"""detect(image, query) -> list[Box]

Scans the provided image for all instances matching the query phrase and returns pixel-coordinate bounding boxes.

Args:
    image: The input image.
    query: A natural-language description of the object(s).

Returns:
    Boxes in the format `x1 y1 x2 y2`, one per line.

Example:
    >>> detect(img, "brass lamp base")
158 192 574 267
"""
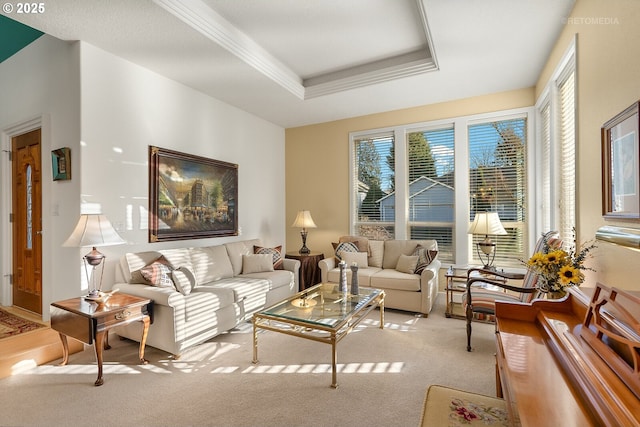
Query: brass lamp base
476 237 497 270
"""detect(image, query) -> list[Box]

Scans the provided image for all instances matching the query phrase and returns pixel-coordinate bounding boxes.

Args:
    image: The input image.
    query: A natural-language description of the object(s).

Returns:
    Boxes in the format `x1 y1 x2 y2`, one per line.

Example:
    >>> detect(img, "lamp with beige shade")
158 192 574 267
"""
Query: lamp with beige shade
468 211 507 270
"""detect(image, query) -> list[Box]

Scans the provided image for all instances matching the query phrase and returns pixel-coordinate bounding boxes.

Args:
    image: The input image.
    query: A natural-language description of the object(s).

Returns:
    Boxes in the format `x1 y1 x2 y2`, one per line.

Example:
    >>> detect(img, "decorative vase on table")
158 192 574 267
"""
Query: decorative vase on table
548 291 566 299
539 277 566 299
525 228 597 303
338 260 348 294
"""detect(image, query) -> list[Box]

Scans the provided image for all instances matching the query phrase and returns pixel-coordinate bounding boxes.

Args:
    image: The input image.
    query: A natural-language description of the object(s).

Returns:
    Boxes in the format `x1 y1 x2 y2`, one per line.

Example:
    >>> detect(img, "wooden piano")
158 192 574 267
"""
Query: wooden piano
495 283 640 426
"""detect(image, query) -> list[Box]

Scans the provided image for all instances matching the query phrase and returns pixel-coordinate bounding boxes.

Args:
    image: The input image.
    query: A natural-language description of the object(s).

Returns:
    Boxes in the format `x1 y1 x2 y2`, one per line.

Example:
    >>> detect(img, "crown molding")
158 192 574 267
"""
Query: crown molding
303 50 437 99
153 0 305 98
154 0 438 100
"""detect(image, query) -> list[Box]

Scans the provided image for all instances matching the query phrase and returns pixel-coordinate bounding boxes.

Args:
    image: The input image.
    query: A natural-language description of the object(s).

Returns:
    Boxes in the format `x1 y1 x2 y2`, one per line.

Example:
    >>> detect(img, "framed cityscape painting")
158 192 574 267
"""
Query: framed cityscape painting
148 146 238 242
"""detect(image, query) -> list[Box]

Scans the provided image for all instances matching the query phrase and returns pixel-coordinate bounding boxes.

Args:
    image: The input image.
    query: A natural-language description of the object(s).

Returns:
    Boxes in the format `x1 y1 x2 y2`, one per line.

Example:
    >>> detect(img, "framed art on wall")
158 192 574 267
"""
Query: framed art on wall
51 147 71 181
148 146 238 242
602 101 640 220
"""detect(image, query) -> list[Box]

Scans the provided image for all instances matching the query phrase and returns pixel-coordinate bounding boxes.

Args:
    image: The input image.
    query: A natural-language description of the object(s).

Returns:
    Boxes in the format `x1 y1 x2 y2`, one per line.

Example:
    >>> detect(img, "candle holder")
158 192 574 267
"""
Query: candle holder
338 260 348 294
350 263 359 295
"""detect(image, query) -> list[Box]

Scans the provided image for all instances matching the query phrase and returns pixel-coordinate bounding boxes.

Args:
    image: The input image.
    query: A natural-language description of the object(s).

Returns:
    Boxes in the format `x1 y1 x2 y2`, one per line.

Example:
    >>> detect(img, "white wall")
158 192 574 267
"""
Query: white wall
78 43 287 290
0 35 82 318
0 37 287 318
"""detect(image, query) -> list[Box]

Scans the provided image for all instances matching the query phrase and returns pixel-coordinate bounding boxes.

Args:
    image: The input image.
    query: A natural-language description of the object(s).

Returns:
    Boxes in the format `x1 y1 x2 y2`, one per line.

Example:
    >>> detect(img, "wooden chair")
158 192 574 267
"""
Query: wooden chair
464 230 559 351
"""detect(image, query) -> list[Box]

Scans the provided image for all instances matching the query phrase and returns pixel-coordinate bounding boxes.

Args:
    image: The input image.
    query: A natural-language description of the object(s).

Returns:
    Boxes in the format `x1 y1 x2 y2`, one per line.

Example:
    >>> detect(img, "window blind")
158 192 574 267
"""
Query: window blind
536 44 576 250
558 69 576 243
468 117 527 266
350 107 532 267
352 134 395 239
407 127 455 262
540 102 552 232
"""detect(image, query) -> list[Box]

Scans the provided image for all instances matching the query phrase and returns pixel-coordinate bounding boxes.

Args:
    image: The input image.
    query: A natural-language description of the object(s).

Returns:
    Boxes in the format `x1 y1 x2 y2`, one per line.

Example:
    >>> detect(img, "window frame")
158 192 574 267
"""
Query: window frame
349 106 535 268
349 130 398 239
535 35 577 248
467 113 531 267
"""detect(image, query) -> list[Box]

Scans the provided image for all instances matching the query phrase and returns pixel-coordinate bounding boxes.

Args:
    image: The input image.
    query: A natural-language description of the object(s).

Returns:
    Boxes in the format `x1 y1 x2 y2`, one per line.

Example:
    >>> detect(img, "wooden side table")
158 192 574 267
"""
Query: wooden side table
50 293 152 386
285 252 324 290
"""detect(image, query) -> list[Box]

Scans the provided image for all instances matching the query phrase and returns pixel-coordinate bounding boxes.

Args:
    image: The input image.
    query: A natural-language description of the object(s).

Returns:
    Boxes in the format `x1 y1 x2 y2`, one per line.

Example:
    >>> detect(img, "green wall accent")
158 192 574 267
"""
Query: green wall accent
0 15 43 63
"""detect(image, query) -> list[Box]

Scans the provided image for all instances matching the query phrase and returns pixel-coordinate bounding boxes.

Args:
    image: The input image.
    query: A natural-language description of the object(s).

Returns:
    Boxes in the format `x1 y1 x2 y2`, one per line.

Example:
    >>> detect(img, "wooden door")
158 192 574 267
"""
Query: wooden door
12 129 43 314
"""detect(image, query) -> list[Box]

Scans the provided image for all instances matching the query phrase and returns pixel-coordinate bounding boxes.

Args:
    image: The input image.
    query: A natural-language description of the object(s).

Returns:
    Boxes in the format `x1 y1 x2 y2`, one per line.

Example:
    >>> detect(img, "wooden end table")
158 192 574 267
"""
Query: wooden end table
285 252 324 290
50 293 152 386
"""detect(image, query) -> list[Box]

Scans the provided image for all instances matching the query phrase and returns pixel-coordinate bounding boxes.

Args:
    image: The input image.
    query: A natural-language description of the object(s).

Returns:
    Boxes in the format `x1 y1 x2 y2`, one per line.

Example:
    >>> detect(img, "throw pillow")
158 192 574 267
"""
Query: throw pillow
396 254 419 275
140 256 174 288
242 254 274 274
412 245 439 274
340 251 369 268
171 265 197 296
339 236 370 255
368 240 384 268
332 241 359 261
253 245 283 270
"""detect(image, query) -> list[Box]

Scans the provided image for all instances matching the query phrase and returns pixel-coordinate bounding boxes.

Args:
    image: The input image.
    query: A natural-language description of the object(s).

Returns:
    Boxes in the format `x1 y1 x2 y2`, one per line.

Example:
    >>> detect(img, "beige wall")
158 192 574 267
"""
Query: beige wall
536 0 640 290
285 87 534 260
286 0 640 291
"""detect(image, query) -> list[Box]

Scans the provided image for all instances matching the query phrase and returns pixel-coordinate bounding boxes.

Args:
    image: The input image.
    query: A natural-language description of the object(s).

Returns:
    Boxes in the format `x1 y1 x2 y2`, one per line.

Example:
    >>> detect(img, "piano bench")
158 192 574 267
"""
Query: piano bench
419 385 509 427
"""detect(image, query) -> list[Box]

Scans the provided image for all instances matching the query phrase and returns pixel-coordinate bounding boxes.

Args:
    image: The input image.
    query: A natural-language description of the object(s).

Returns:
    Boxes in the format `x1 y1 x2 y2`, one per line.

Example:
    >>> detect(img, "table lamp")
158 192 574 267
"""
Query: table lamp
468 211 507 270
292 210 316 254
63 214 126 297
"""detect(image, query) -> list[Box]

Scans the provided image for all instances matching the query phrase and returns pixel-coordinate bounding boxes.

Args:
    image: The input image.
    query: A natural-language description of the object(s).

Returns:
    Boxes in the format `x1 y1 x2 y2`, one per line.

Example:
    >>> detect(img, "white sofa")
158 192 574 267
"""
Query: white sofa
319 237 440 315
112 239 299 357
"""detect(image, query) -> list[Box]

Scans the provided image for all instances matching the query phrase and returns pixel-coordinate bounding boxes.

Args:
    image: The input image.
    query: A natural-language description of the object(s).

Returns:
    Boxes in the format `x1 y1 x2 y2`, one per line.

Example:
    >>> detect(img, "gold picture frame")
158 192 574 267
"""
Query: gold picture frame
148 146 238 242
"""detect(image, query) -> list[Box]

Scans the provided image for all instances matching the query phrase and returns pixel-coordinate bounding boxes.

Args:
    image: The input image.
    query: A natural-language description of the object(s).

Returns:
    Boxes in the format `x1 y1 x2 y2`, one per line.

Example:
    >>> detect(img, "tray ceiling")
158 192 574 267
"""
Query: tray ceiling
1 0 575 128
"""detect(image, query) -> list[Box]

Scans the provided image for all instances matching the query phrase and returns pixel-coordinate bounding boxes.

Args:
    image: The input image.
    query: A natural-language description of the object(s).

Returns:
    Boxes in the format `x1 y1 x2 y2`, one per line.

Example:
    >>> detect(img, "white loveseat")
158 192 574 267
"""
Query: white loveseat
113 239 299 357
319 237 440 315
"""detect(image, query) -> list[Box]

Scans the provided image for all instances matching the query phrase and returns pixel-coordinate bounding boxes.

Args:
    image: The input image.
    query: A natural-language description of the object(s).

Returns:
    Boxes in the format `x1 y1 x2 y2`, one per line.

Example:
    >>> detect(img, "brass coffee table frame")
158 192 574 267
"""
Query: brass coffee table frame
252 283 385 388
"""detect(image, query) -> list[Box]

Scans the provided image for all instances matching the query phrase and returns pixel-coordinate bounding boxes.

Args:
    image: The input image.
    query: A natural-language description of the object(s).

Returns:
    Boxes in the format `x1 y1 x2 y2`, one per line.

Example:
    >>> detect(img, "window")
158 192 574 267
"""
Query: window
540 102 552 232
352 133 395 239
350 108 532 267
469 117 527 265
537 38 576 244
558 68 576 240
407 127 455 261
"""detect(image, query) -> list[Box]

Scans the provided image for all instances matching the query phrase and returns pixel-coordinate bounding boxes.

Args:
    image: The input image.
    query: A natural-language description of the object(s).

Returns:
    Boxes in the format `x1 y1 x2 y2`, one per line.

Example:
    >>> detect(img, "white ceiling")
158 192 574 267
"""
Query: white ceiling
2 0 575 128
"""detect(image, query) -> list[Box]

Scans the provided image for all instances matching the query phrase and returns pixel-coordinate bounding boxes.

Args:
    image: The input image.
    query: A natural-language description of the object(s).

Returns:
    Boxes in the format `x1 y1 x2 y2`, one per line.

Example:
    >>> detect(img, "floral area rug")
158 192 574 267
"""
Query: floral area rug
0 309 45 339
420 384 509 427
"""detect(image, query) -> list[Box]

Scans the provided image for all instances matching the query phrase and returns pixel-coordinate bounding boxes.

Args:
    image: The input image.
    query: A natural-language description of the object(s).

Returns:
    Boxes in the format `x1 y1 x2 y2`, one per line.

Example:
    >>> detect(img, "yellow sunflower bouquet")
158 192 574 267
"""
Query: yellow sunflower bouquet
525 229 596 296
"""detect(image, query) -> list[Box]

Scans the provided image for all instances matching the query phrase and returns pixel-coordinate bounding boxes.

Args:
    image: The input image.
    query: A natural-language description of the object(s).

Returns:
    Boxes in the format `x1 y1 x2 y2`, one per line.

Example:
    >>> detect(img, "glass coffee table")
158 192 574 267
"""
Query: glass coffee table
252 282 385 388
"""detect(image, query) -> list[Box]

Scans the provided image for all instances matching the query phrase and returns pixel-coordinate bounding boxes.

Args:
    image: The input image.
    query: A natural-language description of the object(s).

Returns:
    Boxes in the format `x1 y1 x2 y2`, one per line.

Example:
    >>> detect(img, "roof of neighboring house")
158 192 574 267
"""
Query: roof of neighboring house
377 176 454 203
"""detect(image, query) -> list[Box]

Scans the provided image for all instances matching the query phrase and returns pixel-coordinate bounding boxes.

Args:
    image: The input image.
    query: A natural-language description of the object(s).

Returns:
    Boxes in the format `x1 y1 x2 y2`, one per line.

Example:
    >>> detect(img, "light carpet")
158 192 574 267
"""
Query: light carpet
0 293 497 427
